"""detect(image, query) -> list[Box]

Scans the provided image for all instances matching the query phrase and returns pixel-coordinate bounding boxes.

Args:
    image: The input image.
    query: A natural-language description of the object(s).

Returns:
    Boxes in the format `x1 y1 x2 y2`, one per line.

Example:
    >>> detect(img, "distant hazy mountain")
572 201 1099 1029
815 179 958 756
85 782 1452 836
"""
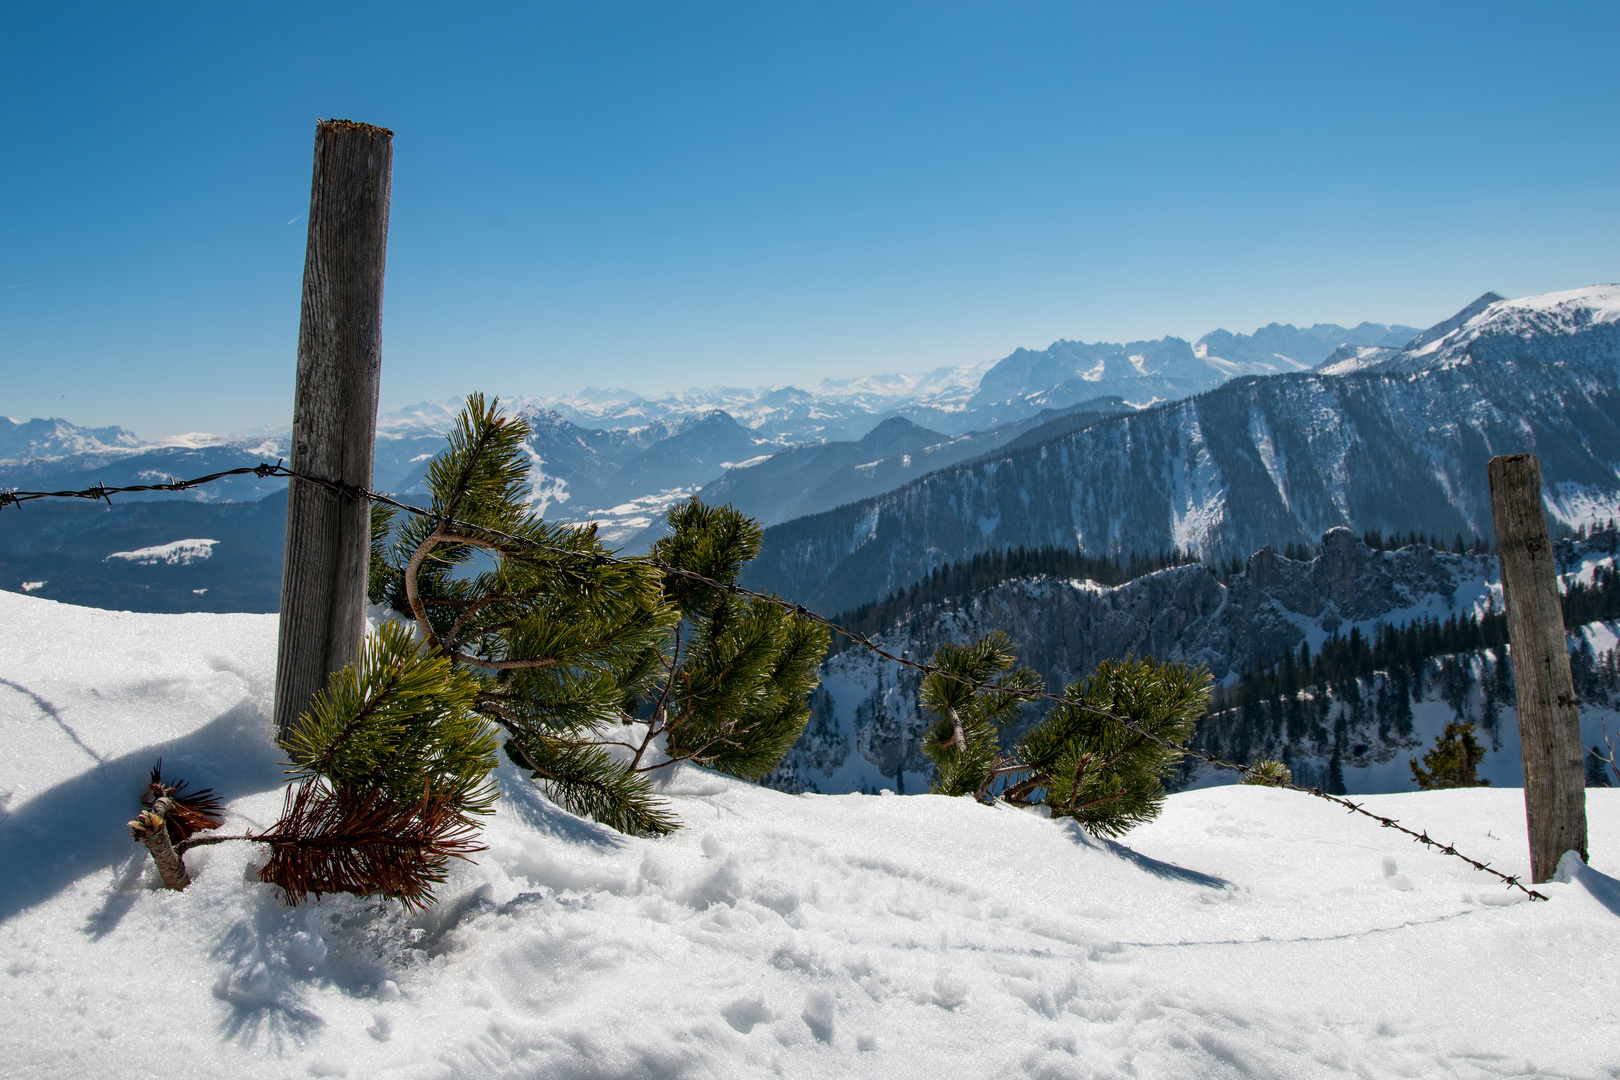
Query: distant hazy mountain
957 320 1419 433
1198 320 1417 372
382 404 660 512
0 416 141 459
689 400 1138 531
0 438 292 504
962 337 1214 430
692 417 953 530
515 361 994 445
740 286 1620 616
598 410 770 506
6 298 1553 612
1 312 1421 510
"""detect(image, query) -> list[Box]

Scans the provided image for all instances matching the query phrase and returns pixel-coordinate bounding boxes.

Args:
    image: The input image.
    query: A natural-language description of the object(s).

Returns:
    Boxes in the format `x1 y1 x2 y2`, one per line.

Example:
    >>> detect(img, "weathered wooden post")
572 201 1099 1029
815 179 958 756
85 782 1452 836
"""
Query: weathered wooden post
1487 453 1588 882
274 119 393 745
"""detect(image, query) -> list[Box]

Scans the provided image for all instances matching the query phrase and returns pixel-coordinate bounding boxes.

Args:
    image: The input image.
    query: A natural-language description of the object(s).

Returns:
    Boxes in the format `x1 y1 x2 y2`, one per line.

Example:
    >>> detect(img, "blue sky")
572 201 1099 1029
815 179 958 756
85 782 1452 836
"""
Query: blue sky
2 2 1616 436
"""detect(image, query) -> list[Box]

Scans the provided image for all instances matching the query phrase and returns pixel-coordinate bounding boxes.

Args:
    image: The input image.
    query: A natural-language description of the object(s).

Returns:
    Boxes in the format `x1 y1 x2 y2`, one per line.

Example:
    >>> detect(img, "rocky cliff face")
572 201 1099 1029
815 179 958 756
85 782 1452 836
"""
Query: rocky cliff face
772 524 1620 797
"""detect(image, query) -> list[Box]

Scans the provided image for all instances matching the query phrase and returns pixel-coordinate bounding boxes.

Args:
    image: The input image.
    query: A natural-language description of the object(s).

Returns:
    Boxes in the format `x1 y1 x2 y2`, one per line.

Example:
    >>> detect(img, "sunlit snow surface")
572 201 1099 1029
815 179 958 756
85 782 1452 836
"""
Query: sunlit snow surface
1 591 1617 1079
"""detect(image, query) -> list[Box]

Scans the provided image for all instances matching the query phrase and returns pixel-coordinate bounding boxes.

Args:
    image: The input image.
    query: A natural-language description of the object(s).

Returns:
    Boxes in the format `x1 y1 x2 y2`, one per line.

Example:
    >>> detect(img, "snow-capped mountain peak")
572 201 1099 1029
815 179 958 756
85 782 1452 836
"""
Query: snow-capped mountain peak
1365 285 1620 376
0 416 141 461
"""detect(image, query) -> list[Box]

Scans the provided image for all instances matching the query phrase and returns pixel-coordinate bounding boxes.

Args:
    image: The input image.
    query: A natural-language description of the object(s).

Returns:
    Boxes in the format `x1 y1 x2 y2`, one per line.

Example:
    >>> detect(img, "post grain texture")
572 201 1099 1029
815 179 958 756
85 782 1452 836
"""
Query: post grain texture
274 119 393 745
1487 453 1588 882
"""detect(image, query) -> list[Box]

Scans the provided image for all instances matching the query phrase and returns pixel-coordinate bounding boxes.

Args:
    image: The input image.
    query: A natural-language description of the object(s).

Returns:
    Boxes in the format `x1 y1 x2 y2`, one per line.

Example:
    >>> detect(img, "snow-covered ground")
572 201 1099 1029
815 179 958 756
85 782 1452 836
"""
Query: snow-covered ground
3 590 1618 1079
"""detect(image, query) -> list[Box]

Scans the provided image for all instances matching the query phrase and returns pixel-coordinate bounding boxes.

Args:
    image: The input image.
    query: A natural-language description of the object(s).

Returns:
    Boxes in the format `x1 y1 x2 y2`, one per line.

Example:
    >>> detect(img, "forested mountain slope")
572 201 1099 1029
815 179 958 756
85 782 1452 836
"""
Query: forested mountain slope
769 526 1620 798
742 287 1620 616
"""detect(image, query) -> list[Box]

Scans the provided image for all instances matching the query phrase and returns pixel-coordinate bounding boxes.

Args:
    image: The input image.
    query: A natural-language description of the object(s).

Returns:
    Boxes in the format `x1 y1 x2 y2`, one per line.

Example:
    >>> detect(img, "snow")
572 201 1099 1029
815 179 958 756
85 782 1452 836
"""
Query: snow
518 446 570 517
1545 481 1620 536
1585 621 1620 655
1167 411 1225 555
1403 284 1620 366
497 358 997 440
570 488 702 545
1502 283 1620 323
102 537 219 566
1316 345 1400 377
3 590 1619 1079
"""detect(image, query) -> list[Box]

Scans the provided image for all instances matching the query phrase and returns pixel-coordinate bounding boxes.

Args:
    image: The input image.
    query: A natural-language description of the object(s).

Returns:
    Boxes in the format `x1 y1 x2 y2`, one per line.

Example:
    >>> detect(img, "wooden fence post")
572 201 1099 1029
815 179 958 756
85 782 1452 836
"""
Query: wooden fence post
1487 453 1588 882
274 119 393 746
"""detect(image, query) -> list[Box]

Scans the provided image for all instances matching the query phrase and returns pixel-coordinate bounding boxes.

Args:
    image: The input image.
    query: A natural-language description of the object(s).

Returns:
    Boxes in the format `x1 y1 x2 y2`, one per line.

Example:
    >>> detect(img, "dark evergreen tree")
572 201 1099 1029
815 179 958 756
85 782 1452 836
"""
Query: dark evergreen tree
1325 743 1347 795
1440 656 1475 723
1588 745 1613 788
916 632 1043 798
1017 658 1211 835
143 621 502 908
1410 722 1490 790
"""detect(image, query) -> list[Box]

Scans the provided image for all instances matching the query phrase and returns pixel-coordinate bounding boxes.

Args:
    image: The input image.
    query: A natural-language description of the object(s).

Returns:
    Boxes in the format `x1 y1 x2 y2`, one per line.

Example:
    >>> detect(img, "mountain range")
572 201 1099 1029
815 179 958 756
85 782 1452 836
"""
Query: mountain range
2 292 1606 614
739 287 1620 616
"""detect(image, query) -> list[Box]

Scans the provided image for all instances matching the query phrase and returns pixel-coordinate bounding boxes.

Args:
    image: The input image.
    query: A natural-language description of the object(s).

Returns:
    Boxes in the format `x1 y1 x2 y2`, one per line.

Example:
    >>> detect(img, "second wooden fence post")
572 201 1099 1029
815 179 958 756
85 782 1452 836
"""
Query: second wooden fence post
274 119 393 746
1487 453 1588 882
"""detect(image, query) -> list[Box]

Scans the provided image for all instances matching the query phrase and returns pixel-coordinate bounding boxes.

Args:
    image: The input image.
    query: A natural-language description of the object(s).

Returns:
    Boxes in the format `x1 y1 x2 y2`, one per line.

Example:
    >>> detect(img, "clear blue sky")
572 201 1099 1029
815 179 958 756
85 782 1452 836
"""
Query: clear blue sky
2 2 1616 437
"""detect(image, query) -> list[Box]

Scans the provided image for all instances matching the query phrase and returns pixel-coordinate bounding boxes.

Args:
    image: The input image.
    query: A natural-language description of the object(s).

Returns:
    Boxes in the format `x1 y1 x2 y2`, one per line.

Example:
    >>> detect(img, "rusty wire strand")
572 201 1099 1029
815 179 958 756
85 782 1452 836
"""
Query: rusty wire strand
1 462 1550 900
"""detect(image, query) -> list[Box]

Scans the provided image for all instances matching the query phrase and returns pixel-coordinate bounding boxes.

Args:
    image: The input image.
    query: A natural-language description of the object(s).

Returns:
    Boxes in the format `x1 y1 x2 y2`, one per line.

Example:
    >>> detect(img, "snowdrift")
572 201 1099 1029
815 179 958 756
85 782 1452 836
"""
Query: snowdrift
2 590 1617 1079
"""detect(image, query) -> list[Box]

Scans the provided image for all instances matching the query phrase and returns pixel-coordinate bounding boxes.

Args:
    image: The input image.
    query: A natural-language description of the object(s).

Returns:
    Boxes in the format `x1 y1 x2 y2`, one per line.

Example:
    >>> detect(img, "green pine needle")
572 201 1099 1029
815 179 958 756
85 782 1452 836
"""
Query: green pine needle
283 620 500 817
503 735 679 838
919 632 1042 797
1019 656 1211 836
365 396 830 838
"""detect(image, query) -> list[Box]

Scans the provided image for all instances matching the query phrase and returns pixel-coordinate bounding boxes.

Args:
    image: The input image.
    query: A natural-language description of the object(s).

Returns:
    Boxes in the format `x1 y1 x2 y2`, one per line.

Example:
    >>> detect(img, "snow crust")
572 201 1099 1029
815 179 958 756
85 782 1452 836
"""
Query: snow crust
2 591 1618 1079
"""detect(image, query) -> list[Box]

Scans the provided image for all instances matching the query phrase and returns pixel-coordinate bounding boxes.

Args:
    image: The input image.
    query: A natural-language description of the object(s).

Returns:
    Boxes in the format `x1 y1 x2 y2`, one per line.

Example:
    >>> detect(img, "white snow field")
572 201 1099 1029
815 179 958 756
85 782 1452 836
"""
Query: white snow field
2 590 1618 1080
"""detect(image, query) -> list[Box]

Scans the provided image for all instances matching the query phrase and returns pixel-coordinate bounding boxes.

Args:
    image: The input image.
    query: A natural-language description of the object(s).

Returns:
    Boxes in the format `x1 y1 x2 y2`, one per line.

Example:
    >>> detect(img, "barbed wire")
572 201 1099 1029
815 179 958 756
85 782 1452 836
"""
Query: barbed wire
0 463 284 508
1 462 1550 900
